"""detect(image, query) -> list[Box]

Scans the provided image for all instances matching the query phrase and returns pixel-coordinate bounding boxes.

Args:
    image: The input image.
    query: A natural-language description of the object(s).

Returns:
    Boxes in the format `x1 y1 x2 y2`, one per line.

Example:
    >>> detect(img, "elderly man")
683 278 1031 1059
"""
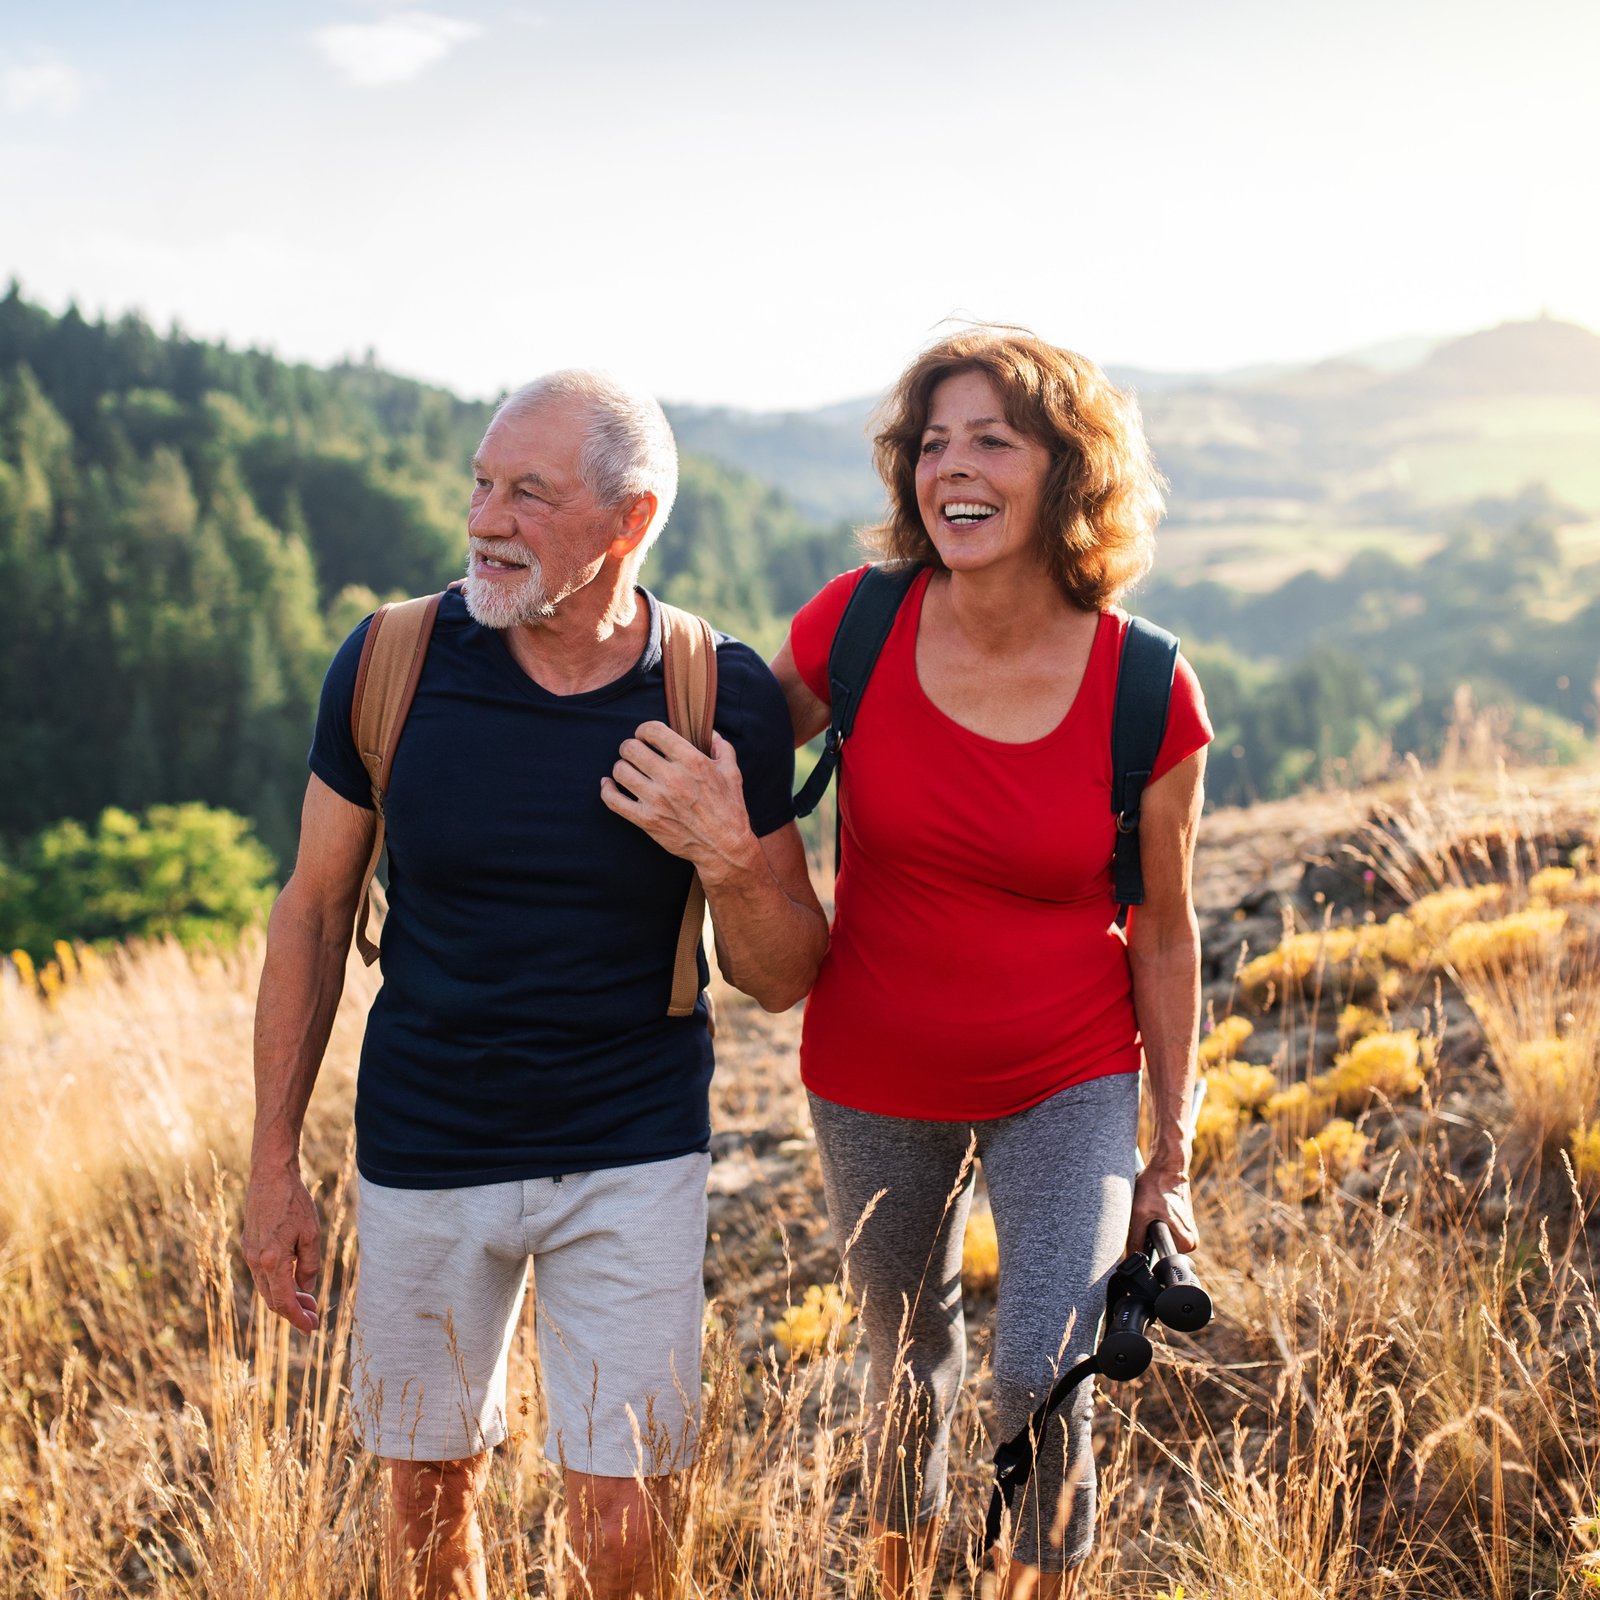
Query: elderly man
243 370 827 1600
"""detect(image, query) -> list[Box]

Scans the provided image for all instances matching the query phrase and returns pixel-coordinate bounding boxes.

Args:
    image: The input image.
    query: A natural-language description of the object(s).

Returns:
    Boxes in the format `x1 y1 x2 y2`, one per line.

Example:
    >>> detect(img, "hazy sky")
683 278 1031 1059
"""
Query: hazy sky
2 0 1596 408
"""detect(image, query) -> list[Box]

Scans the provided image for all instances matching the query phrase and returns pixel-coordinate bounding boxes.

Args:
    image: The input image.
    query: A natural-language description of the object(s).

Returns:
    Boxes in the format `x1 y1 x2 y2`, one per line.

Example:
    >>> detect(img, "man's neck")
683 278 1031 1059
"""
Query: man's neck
499 570 651 695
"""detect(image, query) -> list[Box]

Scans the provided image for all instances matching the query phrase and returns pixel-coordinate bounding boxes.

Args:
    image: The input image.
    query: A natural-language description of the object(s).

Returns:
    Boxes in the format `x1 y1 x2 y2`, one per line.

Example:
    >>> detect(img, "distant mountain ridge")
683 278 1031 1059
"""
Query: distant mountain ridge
666 317 1600 526
2 289 1593 840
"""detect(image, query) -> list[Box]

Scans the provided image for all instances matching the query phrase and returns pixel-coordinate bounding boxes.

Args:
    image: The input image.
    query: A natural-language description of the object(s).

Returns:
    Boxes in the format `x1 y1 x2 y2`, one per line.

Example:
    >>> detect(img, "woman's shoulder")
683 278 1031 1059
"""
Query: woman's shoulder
1099 605 1200 678
1102 609 1212 775
788 564 915 698
800 564 874 622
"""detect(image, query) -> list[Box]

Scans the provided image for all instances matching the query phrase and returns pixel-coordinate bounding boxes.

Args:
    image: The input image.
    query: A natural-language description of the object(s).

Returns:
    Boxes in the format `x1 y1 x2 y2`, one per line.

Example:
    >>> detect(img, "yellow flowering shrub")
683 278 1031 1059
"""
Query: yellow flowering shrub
1199 1014 1255 1065
1572 1125 1600 1193
1193 1097 1248 1168
74 943 108 984
1238 929 1359 998
1353 915 1420 969
1265 1079 1336 1126
1337 1005 1384 1048
1207 1060 1277 1113
1406 884 1506 942
1266 1028 1431 1128
774 1283 857 1358
1276 1118 1368 1201
1237 915 1421 1003
1510 1037 1585 1097
962 1212 999 1293
1444 908 1567 972
1324 1029 1429 1113
1531 865 1576 898
7 940 108 997
1530 865 1600 904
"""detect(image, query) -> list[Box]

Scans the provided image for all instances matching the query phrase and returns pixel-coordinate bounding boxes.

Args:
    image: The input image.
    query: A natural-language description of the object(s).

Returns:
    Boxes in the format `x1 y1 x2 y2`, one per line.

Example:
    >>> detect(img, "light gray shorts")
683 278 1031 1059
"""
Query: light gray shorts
351 1151 711 1476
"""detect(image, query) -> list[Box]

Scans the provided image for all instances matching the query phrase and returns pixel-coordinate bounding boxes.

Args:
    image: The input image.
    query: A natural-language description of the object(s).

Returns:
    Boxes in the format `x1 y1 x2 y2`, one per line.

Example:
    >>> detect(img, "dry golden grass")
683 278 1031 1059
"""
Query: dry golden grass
4 768 1600 1596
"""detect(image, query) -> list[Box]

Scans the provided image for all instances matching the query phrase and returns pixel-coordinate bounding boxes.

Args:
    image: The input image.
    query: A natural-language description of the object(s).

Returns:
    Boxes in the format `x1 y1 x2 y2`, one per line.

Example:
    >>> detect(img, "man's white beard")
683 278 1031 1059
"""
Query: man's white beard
462 547 554 628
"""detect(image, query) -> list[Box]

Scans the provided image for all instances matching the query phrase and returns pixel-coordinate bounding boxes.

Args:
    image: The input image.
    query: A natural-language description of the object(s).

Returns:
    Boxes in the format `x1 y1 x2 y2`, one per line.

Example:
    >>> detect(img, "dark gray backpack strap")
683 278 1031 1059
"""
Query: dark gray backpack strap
1111 616 1180 920
793 563 920 818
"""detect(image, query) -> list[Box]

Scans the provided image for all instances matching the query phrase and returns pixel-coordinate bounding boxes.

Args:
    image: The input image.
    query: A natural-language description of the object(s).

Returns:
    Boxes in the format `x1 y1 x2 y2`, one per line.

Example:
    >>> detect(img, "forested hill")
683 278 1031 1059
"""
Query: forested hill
0 290 855 864
3 289 1597 908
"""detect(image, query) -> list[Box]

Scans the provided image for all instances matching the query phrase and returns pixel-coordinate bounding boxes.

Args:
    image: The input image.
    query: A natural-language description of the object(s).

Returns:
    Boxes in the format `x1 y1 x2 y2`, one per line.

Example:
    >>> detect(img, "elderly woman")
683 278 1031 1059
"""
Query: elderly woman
770 329 1212 1599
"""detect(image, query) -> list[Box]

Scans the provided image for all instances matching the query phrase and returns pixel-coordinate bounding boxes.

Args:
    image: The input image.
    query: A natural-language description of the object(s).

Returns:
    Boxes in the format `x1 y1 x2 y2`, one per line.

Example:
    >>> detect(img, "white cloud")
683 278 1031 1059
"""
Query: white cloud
310 11 483 87
2 56 87 116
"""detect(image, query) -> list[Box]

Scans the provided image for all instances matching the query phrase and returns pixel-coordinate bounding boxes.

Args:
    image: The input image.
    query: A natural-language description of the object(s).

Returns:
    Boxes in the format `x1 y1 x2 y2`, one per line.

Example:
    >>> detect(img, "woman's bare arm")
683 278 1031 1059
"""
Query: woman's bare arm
1125 746 1207 1253
769 635 831 748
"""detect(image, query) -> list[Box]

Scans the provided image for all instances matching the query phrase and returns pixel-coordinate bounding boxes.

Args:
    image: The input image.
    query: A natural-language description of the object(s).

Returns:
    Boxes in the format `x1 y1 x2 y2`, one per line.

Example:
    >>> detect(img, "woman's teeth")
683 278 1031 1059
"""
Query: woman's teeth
944 502 999 525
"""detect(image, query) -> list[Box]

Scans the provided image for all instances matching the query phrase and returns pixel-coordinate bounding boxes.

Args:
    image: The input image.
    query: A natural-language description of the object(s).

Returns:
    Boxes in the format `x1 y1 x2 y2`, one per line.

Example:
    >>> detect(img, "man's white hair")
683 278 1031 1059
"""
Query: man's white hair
491 370 678 556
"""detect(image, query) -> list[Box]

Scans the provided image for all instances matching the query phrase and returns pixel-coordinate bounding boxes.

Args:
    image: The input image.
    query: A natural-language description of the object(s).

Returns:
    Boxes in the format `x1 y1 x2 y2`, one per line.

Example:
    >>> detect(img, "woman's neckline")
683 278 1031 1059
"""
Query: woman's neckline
902 568 1112 750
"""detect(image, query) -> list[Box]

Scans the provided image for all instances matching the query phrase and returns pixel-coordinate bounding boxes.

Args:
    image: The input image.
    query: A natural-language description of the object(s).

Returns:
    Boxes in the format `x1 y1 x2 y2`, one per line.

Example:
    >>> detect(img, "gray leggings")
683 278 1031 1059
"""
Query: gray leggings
808 1071 1139 1572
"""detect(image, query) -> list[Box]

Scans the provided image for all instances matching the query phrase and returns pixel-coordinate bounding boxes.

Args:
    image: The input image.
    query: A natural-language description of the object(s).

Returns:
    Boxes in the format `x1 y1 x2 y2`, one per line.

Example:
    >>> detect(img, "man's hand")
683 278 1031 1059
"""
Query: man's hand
1128 1157 1199 1256
601 723 759 884
243 1162 323 1333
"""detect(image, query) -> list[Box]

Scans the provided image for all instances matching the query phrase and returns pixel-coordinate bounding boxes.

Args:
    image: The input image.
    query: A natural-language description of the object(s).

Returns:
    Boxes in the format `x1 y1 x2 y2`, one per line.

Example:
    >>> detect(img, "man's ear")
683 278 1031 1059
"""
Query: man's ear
608 491 658 559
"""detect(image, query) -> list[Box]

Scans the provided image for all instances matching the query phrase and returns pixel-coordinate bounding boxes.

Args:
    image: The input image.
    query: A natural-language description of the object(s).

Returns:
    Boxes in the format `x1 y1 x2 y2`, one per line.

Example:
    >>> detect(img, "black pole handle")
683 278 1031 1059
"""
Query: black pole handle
982 1221 1214 1556
1146 1220 1212 1334
1097 1257 1156 1380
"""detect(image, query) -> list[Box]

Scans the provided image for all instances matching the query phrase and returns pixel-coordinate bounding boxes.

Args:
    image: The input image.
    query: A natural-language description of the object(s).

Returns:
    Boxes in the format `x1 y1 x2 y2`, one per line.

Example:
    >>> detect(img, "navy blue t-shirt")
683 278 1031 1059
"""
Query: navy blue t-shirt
310 587 796 1188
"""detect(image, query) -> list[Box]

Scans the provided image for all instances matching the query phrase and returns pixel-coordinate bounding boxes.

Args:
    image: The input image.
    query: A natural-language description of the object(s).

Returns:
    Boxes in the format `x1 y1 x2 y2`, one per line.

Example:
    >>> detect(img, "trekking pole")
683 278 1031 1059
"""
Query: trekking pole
982 1220 1212 1552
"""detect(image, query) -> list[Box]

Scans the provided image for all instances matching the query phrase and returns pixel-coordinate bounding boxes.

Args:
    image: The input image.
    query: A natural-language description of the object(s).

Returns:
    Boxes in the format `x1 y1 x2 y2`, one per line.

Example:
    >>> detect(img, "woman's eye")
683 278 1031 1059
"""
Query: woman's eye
980 435 1011 448
919 439 943 455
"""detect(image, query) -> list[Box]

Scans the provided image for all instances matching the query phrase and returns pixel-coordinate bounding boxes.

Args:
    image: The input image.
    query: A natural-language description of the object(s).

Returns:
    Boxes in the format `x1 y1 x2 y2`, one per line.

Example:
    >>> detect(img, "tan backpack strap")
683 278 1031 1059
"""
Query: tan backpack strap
349 592 444 964
657 603 719 1018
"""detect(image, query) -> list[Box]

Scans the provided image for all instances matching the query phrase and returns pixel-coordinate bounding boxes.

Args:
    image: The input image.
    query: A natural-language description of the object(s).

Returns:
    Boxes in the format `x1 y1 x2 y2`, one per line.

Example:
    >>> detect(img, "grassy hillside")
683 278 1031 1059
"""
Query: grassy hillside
1135 487 1600 805
4 769 1600 1594
668 317 1600 571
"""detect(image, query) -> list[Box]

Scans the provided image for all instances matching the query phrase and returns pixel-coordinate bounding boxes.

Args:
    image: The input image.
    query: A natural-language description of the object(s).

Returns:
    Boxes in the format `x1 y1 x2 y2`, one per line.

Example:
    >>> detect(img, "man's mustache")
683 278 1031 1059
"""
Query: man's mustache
468 540 536 569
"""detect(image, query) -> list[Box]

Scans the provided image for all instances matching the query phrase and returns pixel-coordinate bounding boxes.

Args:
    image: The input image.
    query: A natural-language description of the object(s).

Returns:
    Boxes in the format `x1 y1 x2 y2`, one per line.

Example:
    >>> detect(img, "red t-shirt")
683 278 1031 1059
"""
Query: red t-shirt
791 565 1213 1120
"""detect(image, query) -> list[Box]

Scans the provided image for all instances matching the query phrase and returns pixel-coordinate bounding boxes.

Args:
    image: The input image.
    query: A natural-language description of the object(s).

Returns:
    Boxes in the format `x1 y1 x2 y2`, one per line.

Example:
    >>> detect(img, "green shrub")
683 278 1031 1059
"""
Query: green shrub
0 803 277 959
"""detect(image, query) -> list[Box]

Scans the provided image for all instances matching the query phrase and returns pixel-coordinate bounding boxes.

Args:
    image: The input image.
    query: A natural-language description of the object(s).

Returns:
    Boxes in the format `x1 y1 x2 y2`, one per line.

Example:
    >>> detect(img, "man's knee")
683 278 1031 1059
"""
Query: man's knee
566 1468 669 1548
385 1453 492 1523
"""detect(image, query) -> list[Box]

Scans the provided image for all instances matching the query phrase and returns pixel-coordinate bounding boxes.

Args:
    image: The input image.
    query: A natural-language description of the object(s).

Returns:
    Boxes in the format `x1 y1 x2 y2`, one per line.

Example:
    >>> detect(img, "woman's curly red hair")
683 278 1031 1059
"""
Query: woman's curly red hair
866 328 1165 610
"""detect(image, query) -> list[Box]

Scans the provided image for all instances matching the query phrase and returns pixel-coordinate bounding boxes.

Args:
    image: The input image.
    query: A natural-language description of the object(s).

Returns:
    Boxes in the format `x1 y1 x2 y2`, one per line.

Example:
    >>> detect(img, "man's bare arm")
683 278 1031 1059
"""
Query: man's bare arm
243 775 375 1332
702 819 827 1011
602 725 828 1011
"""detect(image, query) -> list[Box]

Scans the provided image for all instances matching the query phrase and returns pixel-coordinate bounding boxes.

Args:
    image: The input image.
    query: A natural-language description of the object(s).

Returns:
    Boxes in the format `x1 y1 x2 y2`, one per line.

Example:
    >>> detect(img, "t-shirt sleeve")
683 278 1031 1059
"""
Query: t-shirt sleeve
1150 649 1213 783
713 640 797 838
308 618 378 809
787 566 872 703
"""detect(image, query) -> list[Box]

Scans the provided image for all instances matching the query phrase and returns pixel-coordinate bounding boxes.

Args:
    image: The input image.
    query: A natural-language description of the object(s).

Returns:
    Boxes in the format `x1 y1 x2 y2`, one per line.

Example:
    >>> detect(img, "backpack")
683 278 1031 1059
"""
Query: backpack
792 563 1180 920
348 586 719 1018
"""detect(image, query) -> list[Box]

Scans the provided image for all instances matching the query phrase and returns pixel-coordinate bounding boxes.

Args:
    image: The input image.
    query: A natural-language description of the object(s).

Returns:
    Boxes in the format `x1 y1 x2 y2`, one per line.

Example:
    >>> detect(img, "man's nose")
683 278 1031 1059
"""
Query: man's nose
469 486 511 537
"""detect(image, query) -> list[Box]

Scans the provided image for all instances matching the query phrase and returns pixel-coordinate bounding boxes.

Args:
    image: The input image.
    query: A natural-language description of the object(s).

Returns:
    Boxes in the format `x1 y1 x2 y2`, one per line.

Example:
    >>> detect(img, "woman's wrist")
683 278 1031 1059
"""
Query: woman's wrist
1143 1139 1192 1180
